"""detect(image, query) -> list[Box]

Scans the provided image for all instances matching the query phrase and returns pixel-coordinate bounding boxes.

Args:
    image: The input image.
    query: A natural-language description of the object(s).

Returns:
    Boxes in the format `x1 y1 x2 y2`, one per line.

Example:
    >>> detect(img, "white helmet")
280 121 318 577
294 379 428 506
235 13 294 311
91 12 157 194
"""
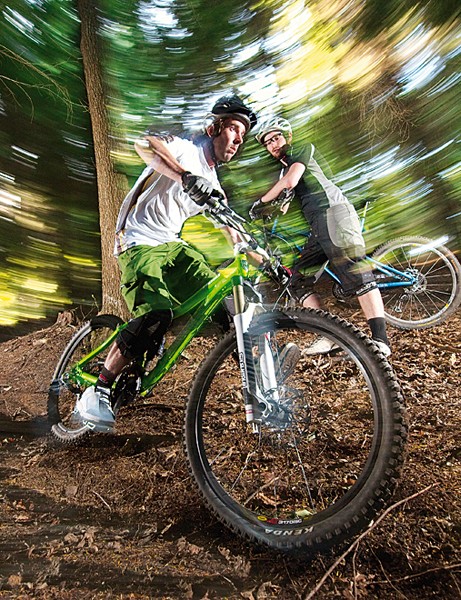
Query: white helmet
255 117 292 144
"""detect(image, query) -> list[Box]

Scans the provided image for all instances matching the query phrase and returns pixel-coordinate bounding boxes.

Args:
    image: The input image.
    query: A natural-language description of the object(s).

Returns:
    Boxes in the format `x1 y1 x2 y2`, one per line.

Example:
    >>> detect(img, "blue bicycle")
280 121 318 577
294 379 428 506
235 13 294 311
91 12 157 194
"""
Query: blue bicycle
253 196 461 330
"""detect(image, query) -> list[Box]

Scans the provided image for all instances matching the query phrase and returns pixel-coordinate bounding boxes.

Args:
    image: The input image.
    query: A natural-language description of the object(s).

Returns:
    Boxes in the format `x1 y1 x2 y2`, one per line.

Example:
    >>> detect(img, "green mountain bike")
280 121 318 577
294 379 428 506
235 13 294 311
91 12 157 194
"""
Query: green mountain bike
48 194 406 554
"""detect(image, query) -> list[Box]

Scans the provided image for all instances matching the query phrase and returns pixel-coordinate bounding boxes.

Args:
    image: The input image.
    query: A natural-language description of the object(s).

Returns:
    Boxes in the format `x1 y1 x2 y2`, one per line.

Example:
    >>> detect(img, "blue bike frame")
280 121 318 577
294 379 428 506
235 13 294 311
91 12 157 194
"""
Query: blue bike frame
266 205 419 292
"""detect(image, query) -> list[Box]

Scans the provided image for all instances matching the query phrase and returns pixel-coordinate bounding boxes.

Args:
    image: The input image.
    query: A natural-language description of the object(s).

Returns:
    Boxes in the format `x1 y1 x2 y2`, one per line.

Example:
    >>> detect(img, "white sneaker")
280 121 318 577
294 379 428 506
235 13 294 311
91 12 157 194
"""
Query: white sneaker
373 340 392 357
277 343 301 381
303 337 339 356
75 386 115 433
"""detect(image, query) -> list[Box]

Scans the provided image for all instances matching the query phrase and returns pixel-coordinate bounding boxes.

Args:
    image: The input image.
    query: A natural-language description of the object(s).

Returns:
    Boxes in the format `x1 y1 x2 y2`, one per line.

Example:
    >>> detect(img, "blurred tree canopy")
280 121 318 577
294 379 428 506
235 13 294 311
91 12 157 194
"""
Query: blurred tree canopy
0 0 460 328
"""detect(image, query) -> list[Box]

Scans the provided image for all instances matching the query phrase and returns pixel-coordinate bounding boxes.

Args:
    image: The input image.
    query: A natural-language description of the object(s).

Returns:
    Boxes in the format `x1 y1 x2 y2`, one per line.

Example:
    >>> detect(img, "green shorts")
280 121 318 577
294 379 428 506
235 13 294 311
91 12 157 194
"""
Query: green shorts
117 242 216 317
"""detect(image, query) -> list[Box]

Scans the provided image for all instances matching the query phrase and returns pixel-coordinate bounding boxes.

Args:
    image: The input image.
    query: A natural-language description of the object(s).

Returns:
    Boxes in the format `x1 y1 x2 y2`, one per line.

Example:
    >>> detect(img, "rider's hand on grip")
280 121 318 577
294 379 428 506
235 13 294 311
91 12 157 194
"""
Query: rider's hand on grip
249 190 293 220
249 199 263 220
277 188 294 214
182 172 215 206
277 188 294 203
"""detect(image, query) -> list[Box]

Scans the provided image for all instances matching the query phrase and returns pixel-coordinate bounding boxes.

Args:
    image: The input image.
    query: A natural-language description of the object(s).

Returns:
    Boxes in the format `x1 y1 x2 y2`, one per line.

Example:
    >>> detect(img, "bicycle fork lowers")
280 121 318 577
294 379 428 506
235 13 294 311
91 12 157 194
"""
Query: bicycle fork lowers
232 282 280 433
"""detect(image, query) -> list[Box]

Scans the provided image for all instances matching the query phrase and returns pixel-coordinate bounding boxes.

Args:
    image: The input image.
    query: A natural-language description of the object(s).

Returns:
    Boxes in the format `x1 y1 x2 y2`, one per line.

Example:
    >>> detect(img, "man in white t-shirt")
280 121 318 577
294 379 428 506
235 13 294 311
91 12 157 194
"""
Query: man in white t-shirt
76 95 257 432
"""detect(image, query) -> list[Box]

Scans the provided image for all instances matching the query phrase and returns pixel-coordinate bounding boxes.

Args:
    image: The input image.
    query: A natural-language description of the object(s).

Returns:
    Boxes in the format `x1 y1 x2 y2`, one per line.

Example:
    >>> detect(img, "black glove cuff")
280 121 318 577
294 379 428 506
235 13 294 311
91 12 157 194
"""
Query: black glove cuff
181 171 193 190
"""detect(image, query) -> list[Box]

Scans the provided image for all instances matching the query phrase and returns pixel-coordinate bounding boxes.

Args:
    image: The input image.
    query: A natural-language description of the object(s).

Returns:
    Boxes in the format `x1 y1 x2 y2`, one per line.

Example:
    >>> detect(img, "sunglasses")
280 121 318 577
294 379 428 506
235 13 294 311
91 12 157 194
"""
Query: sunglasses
263 132 283 148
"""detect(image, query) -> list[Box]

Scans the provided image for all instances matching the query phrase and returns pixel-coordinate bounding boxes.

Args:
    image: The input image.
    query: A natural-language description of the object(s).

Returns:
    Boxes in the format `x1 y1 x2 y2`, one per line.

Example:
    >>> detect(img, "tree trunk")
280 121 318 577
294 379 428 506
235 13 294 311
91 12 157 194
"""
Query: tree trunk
77 0 129 318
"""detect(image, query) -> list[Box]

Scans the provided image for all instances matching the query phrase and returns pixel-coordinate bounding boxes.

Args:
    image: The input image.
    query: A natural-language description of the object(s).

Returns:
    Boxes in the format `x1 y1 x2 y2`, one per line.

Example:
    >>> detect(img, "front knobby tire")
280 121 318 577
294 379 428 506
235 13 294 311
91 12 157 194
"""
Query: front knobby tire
184 308 406 554
372 236 461 329
48 314 123 444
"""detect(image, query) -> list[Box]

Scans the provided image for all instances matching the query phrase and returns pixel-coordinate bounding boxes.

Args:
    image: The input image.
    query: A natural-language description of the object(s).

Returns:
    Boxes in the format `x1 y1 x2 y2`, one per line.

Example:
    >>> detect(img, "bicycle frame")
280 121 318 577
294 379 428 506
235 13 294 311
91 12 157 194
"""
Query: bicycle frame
63 237 274 426
65 254 246 388
324 258 417 290
261 203 419 291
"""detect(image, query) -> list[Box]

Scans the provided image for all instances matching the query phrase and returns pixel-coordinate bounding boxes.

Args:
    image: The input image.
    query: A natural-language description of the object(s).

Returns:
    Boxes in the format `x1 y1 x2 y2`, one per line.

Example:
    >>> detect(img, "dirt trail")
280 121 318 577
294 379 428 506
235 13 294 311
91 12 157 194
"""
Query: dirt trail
0 306 460 599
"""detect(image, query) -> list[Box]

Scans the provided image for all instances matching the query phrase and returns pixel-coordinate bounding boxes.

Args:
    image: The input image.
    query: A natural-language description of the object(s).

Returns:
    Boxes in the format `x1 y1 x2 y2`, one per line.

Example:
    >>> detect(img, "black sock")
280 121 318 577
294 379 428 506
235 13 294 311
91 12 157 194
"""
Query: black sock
97 367 116 388
367 317 389 346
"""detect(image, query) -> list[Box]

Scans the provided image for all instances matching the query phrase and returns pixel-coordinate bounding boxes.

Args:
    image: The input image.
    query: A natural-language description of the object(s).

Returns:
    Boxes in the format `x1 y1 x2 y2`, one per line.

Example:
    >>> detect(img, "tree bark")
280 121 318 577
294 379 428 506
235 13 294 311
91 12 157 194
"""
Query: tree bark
76 0 129 318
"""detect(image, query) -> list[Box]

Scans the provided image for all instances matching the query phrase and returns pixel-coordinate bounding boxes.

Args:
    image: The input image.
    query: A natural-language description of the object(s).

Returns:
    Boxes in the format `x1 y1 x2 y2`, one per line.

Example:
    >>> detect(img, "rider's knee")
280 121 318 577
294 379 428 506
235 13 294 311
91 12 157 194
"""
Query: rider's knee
297 290 317 305
335 258 377 297
116 309 172 361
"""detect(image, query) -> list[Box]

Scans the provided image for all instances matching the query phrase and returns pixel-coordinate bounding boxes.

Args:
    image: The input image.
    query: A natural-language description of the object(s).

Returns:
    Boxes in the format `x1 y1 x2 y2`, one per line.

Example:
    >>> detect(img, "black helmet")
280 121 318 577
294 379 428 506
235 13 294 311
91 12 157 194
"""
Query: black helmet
210 95 257 131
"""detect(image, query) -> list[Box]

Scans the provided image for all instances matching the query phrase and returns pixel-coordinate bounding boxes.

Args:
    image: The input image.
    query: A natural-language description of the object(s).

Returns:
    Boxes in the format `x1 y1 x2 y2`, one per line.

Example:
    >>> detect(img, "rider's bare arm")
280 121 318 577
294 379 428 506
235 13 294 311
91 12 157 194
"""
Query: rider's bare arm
260 162 306 204
135 136 260 262
135 136 188 182
225 227 264 267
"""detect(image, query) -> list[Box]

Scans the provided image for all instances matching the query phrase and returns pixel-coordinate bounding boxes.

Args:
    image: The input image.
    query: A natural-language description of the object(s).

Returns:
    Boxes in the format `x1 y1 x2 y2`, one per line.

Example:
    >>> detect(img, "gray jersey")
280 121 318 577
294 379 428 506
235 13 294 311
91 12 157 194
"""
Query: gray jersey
283 143 348 218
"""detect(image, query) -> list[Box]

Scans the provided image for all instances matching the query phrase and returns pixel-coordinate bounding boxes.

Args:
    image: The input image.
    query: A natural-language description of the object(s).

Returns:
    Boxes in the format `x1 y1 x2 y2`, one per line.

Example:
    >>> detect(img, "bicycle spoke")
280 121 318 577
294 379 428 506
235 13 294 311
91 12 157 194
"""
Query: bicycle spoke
289 428 316 510
373 237 461 328
197 329 375 522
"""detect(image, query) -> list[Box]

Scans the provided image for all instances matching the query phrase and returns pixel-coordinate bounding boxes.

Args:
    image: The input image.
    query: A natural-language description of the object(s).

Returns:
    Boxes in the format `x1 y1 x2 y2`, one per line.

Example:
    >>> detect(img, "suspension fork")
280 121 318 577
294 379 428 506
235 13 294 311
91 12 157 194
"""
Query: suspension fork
232 284 278 429
232 284 257 425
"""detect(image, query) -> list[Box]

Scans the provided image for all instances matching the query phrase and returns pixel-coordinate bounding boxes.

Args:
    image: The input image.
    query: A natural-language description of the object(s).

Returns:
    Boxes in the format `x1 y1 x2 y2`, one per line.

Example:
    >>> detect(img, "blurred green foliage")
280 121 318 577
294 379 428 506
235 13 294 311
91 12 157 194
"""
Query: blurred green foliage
0 0 460 328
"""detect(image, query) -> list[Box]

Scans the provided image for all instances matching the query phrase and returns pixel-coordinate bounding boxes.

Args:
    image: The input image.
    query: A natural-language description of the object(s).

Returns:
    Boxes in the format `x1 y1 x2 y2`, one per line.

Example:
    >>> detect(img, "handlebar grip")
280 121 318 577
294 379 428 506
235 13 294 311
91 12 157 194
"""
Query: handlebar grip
251 189 294 219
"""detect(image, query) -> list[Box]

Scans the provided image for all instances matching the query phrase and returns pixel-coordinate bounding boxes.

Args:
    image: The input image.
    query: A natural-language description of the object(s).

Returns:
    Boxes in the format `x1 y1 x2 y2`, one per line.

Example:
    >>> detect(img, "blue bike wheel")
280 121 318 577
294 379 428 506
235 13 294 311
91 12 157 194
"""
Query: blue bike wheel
372 236 461 329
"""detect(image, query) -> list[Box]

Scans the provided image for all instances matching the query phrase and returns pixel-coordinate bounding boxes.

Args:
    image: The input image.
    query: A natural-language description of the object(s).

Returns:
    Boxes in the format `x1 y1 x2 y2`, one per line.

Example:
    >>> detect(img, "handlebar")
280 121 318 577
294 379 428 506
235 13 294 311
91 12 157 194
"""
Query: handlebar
203 191 270 261
251 188 295 220
203 191 291 287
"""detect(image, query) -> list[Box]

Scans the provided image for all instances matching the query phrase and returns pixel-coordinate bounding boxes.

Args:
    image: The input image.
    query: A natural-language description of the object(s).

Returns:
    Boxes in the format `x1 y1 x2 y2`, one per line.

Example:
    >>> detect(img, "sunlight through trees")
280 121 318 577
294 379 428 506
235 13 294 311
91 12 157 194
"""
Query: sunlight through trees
0 0 459 327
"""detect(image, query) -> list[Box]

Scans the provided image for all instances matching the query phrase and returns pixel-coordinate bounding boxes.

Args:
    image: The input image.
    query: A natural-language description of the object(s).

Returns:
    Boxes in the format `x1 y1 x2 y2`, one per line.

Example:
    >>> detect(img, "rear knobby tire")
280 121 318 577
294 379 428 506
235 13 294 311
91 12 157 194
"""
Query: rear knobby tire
372 236 461 329
184 308 406 553
47 314 123 443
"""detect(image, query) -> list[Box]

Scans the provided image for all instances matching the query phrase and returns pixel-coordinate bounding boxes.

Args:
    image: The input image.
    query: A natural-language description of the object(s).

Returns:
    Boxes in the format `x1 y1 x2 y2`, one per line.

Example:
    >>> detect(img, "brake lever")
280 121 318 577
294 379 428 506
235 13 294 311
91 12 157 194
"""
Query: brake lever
204 194 265 254
207 197 247 225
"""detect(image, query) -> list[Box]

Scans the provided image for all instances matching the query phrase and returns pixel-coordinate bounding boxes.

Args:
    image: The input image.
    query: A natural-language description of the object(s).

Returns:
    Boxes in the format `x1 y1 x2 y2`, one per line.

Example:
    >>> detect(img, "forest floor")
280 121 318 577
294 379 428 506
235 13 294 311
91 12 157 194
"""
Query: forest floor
0 295 460 599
